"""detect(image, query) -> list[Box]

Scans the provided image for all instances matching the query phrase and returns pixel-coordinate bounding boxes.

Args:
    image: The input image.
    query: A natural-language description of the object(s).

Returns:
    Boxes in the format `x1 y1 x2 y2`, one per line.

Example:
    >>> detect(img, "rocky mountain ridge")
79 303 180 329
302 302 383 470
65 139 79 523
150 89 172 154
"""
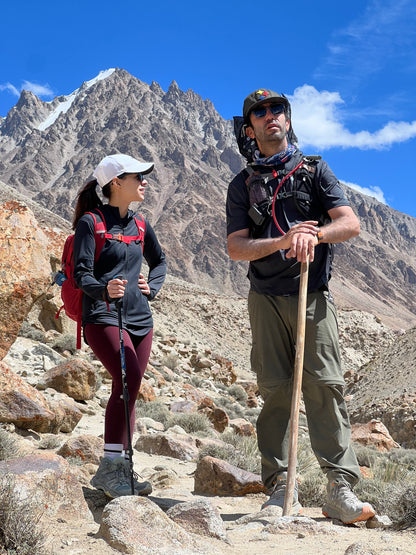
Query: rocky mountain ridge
0 68 416 331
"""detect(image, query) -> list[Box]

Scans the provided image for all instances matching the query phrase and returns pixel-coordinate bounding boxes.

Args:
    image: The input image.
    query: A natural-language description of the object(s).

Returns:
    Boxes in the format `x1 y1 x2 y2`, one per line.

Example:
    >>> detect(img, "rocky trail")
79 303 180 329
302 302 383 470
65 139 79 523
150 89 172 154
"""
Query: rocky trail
1 276 416 554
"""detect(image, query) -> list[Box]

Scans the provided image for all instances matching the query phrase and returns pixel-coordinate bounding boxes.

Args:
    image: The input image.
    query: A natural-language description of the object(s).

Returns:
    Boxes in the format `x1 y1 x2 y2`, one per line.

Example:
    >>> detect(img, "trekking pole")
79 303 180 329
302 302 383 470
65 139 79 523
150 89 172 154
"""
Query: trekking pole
283 258 309 516
116 297 135 496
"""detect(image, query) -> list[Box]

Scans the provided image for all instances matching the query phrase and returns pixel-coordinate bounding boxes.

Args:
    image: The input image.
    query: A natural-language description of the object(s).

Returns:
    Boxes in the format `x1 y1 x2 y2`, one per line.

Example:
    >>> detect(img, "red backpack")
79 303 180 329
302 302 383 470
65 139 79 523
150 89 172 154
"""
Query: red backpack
55 209 145 349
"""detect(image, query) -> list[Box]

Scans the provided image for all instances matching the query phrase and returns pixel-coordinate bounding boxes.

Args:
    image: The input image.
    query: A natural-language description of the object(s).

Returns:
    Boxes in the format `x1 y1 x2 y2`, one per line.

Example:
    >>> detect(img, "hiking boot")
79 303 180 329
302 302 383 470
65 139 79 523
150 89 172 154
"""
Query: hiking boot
91 457 152 498
261 473 303 515
322 480 376 524
122 459 152 496
90 457 132 498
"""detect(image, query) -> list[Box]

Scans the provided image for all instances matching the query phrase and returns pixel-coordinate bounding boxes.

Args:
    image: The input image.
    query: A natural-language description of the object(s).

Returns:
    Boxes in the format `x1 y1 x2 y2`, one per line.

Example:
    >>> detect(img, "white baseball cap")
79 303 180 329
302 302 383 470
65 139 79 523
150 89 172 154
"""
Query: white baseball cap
93 154 154 188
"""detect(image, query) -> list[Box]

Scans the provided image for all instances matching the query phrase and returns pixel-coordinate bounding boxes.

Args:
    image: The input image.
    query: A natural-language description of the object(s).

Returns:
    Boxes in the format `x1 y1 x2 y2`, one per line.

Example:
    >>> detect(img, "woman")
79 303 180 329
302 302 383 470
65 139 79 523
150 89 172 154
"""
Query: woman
73 153 166 498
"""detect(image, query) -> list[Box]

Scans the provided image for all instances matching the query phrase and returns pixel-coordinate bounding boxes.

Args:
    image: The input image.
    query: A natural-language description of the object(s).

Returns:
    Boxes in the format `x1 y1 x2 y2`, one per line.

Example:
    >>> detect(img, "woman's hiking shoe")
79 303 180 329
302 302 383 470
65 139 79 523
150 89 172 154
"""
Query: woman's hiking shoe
128 466 152 496
261 473 303 515
322 481 375 524
90 457 152 498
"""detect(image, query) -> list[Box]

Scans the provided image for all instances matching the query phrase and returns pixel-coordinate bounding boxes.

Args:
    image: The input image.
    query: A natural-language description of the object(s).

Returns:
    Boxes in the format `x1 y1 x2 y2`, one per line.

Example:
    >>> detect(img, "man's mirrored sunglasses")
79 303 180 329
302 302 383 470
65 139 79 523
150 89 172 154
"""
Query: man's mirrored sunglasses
251 104 285 119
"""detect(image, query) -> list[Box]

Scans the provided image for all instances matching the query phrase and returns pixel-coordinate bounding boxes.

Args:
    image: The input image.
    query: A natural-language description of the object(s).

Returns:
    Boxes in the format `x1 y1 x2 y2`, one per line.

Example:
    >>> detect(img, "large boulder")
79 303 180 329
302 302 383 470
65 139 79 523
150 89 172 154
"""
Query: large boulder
0 361 81 433
0 200 64 359
38 358 98 401
0 361 55 431
99 496 197 553
0 452 92 522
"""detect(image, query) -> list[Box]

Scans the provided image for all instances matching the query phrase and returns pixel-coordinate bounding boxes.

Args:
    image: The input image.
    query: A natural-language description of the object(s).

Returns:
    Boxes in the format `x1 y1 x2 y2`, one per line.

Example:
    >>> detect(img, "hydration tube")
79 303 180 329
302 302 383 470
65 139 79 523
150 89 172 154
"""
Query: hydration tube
271 160 305 235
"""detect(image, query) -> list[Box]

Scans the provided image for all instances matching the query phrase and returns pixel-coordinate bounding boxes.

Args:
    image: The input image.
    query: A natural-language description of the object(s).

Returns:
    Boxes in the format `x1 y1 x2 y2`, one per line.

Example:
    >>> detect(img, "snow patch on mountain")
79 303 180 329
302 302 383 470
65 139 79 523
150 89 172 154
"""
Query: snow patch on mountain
38 69 115 131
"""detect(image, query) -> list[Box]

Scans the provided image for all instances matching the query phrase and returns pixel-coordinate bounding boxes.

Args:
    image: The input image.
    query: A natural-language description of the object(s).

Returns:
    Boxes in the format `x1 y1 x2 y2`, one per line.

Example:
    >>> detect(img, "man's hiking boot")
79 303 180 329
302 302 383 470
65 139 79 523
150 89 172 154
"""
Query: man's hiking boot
261 472 303 515
322 480 375 524
90 457 152 498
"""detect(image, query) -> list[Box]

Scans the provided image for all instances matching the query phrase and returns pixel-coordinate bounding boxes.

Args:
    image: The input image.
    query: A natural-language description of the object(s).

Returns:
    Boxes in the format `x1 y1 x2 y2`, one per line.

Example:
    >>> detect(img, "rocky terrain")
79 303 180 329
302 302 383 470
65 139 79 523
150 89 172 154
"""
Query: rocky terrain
1 274 416 554
1 195 416 553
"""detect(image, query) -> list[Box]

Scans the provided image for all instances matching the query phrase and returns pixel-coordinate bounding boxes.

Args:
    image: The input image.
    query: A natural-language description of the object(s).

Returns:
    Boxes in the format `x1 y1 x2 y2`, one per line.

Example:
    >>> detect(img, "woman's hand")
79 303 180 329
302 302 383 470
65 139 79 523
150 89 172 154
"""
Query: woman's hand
138 273 150 296
107 277 127 299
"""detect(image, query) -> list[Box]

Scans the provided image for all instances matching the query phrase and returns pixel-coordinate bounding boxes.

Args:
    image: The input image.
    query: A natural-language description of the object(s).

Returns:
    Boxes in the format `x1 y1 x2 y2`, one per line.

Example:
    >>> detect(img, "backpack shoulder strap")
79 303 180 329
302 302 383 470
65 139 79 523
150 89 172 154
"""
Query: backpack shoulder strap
134 214 146 252
85 209 107 261
301 155 321 176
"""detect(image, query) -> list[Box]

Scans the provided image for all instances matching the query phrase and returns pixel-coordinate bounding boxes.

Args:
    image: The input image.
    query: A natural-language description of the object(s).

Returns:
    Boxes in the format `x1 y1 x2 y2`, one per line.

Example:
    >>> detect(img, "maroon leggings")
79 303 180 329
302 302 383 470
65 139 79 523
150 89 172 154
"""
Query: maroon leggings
84 324 153 448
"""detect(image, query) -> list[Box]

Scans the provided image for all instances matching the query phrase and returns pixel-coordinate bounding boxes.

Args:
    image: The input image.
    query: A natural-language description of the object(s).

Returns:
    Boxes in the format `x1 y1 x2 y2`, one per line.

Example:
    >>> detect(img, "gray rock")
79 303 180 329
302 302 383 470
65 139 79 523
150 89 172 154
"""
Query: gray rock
98 496 198 554
135 432 198 462
3 336 65 385
167 498 230 543
344 542 377 554
365 514 393 528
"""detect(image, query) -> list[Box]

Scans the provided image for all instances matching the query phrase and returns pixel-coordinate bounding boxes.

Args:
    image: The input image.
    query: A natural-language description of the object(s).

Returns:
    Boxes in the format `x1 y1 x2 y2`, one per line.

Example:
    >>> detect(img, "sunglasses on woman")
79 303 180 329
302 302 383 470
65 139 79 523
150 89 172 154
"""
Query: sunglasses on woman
118 173 145 182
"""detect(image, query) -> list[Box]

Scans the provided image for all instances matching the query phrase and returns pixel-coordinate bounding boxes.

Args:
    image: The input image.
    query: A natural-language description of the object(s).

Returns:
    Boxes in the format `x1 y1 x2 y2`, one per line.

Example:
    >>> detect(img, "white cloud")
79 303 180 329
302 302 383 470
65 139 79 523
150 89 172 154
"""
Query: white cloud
315 0 416 86
0 82 20 96
289 84 416 150
343 181 387 204
0 80 54 99
21 81 54 97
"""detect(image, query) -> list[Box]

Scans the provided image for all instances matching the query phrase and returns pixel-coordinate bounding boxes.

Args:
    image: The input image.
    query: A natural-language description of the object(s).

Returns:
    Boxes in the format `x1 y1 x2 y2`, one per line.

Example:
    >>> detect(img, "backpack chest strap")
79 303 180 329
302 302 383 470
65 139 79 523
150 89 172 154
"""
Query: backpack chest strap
98 230 144 244
94 216 145 247
274 190 311 202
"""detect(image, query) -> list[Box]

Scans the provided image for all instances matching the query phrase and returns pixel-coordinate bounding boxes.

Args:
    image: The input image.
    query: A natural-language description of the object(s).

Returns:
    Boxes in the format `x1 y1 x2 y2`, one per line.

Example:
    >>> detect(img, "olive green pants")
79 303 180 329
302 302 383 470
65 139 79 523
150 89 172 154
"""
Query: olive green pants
248 289 361 491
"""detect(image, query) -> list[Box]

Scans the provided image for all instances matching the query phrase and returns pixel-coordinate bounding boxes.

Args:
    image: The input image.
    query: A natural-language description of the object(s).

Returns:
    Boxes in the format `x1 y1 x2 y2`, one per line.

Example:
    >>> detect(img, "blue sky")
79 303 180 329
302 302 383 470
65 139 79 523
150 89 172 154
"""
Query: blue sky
1 0 416 217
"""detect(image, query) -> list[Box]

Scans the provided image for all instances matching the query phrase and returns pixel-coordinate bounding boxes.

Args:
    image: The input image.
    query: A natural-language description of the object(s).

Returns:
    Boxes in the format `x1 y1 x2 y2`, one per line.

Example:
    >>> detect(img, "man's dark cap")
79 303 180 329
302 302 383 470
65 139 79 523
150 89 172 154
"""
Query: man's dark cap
243 89 289 121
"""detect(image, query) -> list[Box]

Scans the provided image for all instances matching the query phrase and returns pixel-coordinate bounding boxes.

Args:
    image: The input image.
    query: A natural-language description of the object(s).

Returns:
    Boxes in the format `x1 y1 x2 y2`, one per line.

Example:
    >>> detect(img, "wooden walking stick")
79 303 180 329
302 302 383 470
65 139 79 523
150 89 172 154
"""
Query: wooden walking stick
283 258 309 516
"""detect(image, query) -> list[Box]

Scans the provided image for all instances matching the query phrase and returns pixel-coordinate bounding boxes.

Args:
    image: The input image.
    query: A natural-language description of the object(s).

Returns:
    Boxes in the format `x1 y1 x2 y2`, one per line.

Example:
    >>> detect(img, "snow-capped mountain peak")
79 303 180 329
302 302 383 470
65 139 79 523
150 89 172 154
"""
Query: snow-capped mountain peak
37 69 115 131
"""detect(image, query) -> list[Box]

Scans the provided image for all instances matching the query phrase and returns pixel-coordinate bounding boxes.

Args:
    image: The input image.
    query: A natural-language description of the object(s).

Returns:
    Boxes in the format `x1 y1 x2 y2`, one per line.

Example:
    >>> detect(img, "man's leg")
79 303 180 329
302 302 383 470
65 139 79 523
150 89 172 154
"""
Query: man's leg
248 291 296 490
302 291 375 523
256 380 292 489
303 381 361 485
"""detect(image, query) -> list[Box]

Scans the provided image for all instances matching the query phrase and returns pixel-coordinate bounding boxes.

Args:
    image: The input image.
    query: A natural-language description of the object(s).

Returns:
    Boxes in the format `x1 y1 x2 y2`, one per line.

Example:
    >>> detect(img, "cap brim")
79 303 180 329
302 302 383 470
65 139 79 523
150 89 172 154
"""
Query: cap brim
141 163 154 175
118 161 154 176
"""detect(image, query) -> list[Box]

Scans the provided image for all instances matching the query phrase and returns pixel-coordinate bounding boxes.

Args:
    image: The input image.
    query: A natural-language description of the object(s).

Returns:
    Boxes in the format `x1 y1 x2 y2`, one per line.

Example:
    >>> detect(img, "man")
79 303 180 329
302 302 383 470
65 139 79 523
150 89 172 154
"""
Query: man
226 89 375 524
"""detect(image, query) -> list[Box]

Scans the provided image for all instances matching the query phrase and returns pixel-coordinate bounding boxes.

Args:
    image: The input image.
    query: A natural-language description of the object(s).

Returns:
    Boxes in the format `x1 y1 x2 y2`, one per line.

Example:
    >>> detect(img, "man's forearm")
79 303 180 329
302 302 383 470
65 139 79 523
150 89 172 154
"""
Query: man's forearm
227 220 320 262
227 234 286 261
318 214 360 244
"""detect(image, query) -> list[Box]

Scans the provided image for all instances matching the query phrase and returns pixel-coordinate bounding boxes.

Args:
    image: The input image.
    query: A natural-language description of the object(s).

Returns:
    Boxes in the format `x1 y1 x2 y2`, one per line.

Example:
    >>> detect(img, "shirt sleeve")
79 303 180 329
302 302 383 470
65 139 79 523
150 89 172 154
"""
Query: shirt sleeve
315 160 350 212
226 173 250 236
143 222 167 300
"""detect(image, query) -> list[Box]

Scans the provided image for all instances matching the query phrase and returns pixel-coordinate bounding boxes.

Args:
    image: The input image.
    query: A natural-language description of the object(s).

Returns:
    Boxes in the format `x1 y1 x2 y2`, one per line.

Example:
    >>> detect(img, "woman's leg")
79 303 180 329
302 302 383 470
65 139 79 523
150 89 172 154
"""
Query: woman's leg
84 324 151 449
129 329 153 439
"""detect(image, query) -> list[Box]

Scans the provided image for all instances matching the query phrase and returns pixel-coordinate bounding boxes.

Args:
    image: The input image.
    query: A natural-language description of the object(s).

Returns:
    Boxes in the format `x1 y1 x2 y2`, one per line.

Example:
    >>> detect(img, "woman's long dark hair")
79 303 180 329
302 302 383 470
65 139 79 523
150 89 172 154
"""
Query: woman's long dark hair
72 179 111 229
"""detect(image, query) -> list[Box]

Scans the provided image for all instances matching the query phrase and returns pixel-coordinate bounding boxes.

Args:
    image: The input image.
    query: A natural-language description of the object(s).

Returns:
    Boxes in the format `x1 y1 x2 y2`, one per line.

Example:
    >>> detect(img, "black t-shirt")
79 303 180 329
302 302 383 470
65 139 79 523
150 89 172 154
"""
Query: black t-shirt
226 151 350 295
